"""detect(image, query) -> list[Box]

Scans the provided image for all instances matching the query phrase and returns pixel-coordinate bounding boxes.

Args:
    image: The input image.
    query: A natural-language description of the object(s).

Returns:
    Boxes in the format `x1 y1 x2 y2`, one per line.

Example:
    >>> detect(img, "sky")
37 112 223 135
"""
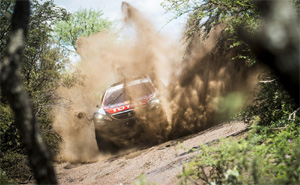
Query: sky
53 0 187 39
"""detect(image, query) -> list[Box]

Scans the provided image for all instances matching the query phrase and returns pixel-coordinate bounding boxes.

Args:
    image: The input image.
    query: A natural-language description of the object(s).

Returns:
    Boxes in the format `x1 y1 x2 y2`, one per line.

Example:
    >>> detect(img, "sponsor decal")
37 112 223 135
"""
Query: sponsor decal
103 86 156 114
104 97 150 114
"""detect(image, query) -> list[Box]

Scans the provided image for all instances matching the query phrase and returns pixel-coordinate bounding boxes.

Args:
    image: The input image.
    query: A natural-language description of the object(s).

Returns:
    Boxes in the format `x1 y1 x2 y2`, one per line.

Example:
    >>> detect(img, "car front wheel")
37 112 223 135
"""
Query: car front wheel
95 130 119 154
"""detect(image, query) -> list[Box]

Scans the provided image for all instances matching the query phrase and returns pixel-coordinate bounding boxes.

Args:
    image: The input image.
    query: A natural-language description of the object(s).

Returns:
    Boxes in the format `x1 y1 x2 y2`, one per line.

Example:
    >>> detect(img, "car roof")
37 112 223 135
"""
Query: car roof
107 77 152 93
110 76 150 86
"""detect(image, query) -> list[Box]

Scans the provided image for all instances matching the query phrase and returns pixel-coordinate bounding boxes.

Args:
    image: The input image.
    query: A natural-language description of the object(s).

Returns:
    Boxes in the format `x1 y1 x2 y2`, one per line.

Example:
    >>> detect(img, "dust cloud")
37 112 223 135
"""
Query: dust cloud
53 2 258 162
168 30 259 138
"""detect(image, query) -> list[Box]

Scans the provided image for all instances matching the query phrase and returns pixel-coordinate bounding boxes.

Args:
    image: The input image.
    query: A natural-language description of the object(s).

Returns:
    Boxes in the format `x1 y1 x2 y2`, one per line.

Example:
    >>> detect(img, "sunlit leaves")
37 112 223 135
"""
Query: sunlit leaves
53 9 115 51
162 0 260 63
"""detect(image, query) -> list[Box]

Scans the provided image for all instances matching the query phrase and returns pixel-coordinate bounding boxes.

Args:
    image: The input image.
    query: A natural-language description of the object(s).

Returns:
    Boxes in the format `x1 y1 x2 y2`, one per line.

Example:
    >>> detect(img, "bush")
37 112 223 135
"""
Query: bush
0 169 15 185
0 102 60 182
0 151 31 182
179 119 300 185
242 73 297 126
0 103 22 153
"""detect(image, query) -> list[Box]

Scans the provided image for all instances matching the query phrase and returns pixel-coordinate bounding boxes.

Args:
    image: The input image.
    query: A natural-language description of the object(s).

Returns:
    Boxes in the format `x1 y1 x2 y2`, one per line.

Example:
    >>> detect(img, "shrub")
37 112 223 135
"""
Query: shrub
242 73 297 126
0 169 15 185
180 119 300 184
0 151 31 183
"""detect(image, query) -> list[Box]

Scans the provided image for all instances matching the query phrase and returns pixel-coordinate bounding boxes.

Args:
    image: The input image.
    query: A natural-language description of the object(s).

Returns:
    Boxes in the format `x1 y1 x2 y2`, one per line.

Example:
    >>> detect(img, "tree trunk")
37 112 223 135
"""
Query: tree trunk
0 0 57 184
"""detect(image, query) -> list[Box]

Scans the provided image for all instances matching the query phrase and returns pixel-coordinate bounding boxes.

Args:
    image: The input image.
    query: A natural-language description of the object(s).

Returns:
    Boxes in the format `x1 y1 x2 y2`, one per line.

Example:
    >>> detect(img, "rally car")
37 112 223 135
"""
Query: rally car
93 76 166 153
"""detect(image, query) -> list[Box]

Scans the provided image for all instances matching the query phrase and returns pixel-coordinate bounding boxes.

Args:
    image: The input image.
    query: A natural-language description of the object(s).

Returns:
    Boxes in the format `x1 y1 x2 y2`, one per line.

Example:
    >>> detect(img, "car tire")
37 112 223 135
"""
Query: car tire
95 130 119 154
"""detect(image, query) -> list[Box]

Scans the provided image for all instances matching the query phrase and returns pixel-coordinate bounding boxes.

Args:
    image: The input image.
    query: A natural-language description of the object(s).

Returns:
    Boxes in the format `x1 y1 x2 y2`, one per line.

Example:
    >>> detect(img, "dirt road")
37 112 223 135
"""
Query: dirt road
55 121 247 185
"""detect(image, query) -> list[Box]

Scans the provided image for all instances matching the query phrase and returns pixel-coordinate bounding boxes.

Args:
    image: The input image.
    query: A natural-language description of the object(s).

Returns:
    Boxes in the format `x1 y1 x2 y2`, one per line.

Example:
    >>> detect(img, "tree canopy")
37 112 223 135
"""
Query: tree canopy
162 0 299 64
53 9 115 51
0 0 70 182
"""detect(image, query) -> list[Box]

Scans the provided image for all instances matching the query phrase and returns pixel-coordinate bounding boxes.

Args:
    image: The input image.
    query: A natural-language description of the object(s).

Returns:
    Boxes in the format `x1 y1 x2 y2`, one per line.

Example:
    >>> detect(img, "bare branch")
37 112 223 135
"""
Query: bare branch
258 78 278 83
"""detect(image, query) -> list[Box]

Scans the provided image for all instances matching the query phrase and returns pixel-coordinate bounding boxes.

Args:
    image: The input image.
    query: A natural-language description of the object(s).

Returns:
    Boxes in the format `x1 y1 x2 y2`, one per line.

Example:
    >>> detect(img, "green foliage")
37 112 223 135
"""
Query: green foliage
134 175 157 185
0 0 73 182
1 0 69 152
0 0 14 60
0 168 15 185
162 0 298 65
242 73 297 126
162 0 259 42
0 103 21 152
53 8 115 51
0 152 31 183
180 119 300 185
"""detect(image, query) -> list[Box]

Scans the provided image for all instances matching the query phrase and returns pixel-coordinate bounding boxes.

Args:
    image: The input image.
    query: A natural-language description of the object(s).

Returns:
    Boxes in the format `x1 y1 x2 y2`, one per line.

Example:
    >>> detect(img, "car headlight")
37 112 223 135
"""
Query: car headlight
94 113 112 122
93 108 112 122
95 113 104 120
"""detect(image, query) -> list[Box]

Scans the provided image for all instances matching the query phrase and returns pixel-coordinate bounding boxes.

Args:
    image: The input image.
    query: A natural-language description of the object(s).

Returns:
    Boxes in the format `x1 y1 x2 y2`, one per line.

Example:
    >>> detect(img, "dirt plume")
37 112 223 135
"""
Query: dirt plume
53 2 258 161
53 2 182 161
168 31 259 137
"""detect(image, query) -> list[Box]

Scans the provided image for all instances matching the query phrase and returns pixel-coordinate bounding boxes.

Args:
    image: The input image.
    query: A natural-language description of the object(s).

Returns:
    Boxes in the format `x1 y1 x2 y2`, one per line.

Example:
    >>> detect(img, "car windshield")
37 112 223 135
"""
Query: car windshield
104 82 154 106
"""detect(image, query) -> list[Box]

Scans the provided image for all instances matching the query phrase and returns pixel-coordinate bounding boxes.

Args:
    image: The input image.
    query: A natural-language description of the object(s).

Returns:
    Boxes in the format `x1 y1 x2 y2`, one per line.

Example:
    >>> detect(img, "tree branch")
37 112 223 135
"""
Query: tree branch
0 0 57 184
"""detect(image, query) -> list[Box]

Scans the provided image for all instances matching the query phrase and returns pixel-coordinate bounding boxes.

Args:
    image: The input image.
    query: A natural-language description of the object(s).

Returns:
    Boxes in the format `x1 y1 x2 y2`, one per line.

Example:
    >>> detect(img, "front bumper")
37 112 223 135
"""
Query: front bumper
94 116 142 140
93 105 163 138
